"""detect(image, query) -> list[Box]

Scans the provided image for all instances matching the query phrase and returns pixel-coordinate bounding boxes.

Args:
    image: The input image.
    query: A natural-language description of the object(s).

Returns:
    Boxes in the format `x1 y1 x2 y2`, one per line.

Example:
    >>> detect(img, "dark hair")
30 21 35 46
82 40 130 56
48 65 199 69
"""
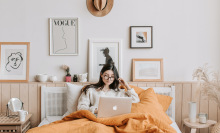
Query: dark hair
82 63 120 94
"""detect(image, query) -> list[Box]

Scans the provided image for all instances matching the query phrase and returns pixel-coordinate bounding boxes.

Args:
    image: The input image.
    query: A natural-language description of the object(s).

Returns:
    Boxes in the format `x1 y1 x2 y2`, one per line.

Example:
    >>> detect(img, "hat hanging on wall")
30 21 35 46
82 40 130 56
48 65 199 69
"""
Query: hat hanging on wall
87 0 114 17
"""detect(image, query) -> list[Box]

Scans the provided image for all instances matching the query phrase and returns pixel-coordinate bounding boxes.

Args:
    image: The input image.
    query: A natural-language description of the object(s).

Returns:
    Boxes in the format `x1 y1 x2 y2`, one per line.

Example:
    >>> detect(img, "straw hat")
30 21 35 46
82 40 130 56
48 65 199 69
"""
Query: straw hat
87 0 114 17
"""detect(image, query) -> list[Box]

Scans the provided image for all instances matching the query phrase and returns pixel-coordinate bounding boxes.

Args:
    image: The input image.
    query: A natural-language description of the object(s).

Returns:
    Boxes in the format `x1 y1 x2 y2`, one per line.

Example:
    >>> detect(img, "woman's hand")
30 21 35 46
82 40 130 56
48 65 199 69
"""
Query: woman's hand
118 78 131 90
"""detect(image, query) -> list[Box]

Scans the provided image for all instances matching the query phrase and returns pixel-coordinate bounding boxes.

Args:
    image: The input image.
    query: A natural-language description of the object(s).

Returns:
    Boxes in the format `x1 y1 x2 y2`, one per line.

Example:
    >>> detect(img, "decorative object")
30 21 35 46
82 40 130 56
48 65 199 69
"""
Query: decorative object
89 39 122 82
62 65 71 76
188 102 197 123
183 118 217 133
65 76 71 82
87 0 114 17
132 58 163 82
193 64 220 107
193 64 220 133
0 113 32 132
0 42 30 82
50 18 79 55
6 98 24 117
49 75 57 82
35 74 48 82
73 74 78 82
130 26 153 48
78 73 88 82
62 65 71 82
198 113 207 124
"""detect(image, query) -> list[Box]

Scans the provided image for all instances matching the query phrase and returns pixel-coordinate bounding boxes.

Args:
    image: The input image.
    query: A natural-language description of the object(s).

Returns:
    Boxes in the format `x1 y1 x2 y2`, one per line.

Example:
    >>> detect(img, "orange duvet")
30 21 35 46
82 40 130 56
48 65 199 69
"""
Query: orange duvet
27 110 176 133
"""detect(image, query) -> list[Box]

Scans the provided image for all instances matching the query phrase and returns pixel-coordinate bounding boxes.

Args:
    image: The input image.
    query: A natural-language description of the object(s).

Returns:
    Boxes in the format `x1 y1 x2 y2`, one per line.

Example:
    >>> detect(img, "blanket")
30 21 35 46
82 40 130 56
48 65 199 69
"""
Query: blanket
27 110 177 133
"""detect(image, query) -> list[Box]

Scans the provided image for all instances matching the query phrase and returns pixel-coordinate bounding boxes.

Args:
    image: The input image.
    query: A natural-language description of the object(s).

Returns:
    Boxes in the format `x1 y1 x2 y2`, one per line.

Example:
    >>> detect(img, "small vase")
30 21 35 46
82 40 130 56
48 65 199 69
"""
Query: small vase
189 102 197 123
211 122 220 133
65 76 71 82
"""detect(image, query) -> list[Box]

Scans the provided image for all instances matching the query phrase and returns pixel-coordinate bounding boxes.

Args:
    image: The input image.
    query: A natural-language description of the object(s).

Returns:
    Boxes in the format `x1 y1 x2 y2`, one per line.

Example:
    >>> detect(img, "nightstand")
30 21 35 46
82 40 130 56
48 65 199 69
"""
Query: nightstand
0 113 32 133
183 118 217 133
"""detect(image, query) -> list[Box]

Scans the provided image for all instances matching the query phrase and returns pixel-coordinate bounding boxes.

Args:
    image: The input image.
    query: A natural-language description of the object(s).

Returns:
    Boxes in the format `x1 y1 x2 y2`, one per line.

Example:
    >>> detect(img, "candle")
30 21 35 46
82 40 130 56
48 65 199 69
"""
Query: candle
198 113 207 124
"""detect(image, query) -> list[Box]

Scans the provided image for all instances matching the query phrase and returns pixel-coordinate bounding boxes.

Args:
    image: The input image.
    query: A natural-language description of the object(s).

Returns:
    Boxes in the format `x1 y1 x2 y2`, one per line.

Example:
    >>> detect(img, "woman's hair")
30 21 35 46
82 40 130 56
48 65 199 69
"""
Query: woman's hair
82 63 120 94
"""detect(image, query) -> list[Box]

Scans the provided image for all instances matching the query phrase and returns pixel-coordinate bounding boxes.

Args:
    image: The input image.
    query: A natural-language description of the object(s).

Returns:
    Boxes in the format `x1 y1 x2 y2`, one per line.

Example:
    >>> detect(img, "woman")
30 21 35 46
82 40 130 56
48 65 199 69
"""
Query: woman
77 63 140 114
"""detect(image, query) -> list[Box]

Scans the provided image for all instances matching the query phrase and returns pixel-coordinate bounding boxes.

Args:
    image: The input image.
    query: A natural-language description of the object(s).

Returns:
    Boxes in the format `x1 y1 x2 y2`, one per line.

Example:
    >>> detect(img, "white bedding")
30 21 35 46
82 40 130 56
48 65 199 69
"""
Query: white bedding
38 116 182 133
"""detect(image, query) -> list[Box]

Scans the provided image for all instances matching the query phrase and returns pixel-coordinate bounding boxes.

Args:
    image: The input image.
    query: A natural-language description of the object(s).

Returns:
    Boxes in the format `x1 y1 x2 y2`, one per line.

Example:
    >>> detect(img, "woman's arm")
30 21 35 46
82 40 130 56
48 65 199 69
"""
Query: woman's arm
118 78 140 103
77 89 97 114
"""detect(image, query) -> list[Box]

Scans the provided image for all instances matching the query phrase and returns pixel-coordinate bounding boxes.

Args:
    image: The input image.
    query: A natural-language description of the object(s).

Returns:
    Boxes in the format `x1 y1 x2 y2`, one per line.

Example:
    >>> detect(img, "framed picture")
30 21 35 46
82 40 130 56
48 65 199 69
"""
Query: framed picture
89 39 122 82
49 18 79 55
130 26 153 48
132 58 163 82
0 42 30 82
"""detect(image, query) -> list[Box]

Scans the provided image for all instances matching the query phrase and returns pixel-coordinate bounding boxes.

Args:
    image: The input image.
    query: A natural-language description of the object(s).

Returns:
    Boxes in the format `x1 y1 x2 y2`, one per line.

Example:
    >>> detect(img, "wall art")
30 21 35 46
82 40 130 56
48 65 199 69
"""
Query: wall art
0 42 30 82
50 18 79 55
89 39 122 82
130 26 153 48
132 58 163 81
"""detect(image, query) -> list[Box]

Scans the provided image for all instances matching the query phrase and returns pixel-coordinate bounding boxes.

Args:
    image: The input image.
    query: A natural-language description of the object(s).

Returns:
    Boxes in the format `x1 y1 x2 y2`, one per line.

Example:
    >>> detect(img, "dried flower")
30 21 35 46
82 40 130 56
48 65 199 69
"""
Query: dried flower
193 64 220 108
62 65 71 76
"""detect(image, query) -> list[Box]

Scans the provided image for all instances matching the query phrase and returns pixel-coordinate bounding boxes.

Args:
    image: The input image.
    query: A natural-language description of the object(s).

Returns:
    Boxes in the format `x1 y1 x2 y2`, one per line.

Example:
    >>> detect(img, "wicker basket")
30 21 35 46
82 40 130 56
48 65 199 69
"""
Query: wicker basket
212 122 220 133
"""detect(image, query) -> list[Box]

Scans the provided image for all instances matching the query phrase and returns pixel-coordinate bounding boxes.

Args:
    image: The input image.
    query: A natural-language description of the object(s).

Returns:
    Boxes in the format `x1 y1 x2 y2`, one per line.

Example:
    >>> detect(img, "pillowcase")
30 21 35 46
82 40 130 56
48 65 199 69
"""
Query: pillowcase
156 94 173 112
62 83 83 117
120 85 172 112
131 88 172 124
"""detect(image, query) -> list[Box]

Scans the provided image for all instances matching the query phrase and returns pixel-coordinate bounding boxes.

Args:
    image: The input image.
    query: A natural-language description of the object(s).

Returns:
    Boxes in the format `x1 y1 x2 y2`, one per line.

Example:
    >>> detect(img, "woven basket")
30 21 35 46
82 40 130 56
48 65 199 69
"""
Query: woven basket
212 122 220 133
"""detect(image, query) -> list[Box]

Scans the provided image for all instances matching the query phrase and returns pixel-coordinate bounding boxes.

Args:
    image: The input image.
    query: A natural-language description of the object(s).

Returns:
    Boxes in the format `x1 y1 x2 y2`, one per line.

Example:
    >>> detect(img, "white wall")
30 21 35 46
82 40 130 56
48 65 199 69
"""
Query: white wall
0 0 220 82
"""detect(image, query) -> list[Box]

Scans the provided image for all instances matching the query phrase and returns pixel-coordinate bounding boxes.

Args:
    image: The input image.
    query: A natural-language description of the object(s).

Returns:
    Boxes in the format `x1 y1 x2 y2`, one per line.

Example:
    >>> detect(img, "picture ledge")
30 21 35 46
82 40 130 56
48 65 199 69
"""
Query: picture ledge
0 81 197 84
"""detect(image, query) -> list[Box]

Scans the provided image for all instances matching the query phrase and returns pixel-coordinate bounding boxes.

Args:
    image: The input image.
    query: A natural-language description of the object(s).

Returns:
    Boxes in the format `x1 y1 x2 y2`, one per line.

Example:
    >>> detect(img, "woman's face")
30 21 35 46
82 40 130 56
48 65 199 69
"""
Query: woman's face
101 70 115 86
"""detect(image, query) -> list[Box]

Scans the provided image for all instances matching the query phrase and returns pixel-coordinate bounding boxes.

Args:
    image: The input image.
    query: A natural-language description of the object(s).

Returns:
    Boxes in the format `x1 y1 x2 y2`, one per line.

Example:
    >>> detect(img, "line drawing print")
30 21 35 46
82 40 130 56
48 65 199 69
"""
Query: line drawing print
5 52 23 72
55 27 67 53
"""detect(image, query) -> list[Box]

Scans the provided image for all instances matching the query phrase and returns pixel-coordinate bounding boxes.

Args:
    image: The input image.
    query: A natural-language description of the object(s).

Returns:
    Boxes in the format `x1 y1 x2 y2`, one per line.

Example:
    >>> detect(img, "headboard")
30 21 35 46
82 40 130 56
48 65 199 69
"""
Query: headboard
41 85 175 121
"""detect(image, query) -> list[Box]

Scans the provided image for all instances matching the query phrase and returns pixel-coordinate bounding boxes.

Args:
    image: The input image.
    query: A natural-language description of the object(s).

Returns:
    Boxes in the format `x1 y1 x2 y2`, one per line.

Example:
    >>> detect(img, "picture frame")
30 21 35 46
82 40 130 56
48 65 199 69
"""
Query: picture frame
89 39 122 82
0 42 30 82
49 18 79 55
130 26 153 48
132 58 163 82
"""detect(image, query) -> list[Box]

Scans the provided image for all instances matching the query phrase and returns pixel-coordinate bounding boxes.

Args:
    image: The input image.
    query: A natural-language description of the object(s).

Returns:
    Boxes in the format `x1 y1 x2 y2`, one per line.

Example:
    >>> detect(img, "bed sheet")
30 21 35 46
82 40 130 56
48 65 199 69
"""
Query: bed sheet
38 116 181 133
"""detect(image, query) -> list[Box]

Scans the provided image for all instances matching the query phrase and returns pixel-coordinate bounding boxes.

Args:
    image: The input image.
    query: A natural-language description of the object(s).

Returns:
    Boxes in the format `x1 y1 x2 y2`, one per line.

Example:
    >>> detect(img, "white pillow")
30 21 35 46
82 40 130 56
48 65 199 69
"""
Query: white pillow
62 83 83 117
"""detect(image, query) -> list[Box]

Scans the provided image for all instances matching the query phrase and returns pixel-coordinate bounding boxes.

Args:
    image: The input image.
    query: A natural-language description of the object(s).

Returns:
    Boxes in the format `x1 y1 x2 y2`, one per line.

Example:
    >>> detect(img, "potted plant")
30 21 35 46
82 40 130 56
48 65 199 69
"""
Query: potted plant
62 65 71 82
193 64 220 132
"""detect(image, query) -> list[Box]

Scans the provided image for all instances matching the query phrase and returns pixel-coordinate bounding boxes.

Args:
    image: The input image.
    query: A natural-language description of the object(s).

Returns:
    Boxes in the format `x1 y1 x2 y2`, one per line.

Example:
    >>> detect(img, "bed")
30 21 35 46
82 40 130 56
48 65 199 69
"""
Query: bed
38 85 181 133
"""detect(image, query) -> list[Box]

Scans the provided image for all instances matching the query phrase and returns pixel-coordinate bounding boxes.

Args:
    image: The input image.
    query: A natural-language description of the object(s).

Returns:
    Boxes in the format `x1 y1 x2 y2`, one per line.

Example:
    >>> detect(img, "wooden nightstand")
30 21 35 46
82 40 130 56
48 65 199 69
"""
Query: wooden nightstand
183 118 217 133
0 114 32 133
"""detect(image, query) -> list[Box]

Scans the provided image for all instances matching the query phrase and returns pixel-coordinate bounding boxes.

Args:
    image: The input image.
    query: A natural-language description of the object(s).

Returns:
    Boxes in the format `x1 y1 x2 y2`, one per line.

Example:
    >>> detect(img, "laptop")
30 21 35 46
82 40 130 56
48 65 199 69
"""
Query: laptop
97 97 132 118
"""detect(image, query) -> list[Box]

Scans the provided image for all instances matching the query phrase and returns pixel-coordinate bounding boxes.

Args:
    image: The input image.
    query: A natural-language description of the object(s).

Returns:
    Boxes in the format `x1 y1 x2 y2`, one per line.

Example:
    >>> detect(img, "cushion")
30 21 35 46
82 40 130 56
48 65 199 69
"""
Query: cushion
131 88 173 124
156 94 173 112
120 85 173 112
63 83 83 117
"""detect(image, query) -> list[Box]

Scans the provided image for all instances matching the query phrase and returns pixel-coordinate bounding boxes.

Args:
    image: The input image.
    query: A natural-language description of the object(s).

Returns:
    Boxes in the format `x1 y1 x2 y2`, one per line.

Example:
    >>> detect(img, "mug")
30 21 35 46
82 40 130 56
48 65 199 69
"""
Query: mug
78 73 88 82
18 110 28 122
35 74 48 82
49 76 57 82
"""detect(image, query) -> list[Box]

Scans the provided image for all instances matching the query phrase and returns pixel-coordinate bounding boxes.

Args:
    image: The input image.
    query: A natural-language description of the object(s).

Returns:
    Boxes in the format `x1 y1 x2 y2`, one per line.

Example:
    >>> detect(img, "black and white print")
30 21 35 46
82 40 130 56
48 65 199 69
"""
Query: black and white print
5 49 24 75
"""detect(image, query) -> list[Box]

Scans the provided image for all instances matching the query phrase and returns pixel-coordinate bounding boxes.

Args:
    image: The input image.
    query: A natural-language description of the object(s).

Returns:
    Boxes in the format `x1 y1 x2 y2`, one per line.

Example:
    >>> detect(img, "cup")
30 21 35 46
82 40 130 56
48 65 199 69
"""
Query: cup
35 74 48 82
18 110 28 122
49 76 57 82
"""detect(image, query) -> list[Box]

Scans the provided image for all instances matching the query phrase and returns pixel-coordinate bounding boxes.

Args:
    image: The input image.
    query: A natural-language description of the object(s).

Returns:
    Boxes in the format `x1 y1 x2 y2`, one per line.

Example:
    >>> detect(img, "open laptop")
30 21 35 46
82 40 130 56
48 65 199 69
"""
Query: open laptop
97 97 132 118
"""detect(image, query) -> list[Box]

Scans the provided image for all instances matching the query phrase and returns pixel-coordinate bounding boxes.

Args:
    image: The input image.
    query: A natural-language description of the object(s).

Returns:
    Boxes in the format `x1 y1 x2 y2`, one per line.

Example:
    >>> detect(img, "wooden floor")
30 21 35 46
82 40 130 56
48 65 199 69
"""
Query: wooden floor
0 81 218 133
